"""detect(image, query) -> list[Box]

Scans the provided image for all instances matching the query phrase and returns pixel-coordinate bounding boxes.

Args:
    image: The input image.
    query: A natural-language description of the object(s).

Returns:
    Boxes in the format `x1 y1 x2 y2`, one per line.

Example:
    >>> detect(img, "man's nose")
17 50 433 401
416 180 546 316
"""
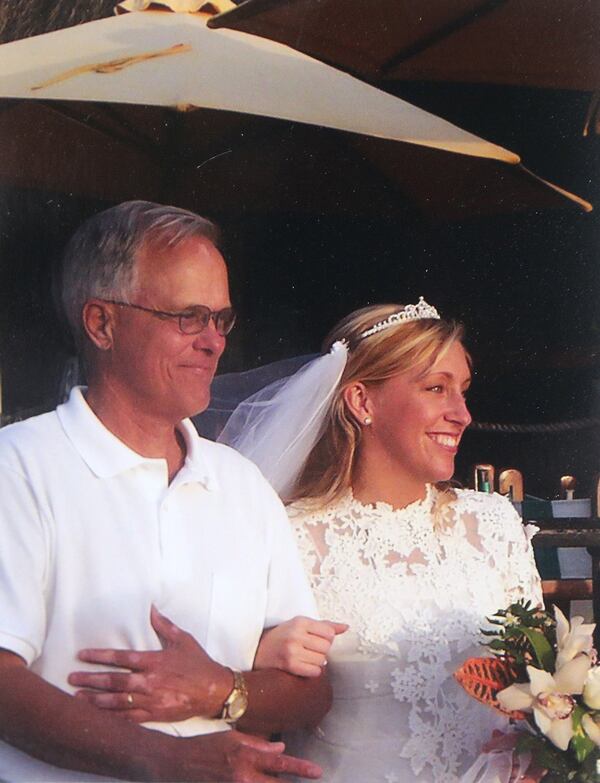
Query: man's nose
192 320 226 355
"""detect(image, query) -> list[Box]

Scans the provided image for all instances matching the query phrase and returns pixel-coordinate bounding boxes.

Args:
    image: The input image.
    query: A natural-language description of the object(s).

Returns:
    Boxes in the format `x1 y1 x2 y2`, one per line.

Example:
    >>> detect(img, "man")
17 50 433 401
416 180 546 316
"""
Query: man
0 201 331 782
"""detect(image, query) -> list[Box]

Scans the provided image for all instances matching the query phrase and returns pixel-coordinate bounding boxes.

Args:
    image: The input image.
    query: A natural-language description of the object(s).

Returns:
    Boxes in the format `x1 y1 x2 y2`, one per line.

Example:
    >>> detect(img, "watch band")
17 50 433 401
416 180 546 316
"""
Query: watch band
220 669 249 724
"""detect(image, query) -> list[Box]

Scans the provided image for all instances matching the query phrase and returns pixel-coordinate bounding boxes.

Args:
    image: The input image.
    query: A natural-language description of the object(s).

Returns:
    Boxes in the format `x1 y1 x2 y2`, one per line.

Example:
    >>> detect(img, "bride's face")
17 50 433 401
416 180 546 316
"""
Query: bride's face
362 341 472 491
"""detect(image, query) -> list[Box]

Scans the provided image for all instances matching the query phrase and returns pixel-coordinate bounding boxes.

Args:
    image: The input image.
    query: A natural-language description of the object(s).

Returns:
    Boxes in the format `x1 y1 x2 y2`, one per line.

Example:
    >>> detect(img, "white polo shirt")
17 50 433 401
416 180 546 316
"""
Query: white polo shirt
0 387 317 782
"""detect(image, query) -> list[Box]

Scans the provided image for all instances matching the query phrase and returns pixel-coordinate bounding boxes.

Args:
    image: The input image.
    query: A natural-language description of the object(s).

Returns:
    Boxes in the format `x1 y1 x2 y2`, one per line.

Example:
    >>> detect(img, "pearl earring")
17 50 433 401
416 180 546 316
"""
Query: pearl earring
363 417 372 426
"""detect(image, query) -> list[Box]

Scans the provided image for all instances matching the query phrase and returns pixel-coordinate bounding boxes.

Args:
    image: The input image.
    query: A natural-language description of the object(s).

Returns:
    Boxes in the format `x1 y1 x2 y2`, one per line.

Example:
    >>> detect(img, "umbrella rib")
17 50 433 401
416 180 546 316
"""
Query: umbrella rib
207 0 382 79
208 0 299 29
517 164 592 213
380 0 509 76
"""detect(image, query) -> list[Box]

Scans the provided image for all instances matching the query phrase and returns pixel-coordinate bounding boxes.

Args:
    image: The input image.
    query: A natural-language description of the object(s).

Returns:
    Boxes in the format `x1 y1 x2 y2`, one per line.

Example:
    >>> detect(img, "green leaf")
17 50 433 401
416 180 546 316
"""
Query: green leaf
572 730 596 765
572 706 597 764
517 626 556 671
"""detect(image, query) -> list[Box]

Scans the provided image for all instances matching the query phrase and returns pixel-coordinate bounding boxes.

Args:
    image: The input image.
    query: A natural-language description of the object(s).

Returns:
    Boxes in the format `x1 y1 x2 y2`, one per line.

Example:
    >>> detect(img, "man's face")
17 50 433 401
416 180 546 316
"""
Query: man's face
109 235 231 422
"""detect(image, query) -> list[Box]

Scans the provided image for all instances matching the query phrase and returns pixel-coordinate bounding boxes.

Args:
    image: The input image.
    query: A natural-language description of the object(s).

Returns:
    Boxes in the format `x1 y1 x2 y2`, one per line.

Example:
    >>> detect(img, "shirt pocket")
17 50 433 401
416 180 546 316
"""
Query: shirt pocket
206 567 268 671
157 568 213 650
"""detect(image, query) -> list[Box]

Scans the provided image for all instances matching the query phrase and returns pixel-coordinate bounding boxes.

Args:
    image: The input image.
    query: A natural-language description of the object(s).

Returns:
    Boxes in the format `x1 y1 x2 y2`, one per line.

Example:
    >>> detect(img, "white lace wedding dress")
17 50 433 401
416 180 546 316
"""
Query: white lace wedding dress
285 485 542 783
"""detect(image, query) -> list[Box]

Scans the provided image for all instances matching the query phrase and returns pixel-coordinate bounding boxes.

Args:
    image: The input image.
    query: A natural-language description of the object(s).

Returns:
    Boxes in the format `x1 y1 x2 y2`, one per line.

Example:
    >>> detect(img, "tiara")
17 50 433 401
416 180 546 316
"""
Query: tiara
358 296 440 340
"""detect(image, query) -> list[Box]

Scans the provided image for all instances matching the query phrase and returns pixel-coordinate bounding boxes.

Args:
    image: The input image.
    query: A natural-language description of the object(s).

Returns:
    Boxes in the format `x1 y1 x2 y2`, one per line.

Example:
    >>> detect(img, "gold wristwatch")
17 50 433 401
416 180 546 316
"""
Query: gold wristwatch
220 669 248 724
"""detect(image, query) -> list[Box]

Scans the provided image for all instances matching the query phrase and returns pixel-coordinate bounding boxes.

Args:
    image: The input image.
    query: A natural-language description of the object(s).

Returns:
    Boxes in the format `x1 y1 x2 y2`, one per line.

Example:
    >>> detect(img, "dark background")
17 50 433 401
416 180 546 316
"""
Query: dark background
0 6 599 497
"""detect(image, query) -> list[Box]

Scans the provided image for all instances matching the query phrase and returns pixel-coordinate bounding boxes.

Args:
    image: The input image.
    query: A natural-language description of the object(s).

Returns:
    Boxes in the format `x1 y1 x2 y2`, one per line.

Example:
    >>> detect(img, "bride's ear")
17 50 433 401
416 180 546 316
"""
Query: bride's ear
343 382 373 426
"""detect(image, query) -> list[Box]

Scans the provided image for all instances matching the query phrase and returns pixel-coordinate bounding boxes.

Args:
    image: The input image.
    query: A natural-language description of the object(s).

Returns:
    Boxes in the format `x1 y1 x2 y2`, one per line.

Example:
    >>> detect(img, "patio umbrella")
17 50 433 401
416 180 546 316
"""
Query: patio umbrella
208 0 600 90
1 95 593 220
0 5 515 158
0 3 591 216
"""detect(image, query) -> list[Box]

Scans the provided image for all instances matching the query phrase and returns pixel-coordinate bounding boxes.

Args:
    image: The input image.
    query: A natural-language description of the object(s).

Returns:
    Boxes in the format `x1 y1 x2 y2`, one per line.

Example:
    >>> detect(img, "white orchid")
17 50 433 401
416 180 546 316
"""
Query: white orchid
583 666 600 710
582 713 600 746
554 605 595 669
497 656 592 751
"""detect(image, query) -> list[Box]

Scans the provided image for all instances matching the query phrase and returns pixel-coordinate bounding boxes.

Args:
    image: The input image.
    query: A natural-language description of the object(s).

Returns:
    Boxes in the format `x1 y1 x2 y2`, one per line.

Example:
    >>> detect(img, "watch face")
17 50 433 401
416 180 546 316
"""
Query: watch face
228 692 248 721
228 693 248 720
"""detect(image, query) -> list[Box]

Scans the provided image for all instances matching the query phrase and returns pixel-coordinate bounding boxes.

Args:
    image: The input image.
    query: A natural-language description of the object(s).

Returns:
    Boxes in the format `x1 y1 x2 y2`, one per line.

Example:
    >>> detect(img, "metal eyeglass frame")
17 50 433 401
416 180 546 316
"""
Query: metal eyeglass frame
101 299 236 336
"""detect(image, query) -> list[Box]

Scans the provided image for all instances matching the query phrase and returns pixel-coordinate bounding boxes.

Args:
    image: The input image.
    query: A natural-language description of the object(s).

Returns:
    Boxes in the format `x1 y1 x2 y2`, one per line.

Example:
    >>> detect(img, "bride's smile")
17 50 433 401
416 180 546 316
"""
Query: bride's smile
349 339 472 507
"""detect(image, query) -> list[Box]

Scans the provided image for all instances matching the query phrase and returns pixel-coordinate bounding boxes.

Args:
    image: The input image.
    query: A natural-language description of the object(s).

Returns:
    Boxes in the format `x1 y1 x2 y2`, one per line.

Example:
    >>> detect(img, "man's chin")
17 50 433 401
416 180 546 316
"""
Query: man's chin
174 388 211 421
188 398 211 419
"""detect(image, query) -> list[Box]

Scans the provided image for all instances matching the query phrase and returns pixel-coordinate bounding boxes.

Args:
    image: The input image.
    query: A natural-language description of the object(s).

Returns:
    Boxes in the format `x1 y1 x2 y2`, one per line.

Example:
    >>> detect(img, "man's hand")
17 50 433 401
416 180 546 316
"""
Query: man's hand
171 731 322 782
0 653 322 781
254 617 348 677
69 606 232 722
70 607 334 733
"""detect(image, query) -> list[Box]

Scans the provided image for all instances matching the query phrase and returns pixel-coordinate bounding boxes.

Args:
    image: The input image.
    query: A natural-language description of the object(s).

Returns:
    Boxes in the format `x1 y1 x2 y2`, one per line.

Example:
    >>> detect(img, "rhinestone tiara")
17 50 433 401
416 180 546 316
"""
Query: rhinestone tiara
358 296 440 340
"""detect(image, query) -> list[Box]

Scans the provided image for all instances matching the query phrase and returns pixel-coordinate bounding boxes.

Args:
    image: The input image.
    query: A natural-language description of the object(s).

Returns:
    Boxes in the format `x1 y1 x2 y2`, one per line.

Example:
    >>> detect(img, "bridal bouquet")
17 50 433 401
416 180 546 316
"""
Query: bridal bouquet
454 600 600 782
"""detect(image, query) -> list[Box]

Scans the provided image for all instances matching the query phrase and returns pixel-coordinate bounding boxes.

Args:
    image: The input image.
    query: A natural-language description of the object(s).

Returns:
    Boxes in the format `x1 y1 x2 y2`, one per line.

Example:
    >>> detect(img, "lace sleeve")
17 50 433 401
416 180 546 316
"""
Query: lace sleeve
489 494 543 607
451 490 543 610
506 517 544 607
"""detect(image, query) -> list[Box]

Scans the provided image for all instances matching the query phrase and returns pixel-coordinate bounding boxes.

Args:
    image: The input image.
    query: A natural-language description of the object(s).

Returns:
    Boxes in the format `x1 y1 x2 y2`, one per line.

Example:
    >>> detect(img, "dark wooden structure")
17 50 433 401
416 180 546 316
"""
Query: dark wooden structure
534 521 600 647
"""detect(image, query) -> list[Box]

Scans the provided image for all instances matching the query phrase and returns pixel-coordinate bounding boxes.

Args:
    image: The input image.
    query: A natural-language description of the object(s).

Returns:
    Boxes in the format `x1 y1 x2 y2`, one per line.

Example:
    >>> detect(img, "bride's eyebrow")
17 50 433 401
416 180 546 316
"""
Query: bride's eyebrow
419 370 472 385
419 370 451 381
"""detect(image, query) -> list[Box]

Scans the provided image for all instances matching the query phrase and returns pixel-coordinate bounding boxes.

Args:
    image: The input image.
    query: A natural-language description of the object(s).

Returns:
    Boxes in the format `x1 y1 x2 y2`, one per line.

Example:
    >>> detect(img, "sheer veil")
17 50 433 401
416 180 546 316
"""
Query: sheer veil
210 341 348 498
197 298 441 497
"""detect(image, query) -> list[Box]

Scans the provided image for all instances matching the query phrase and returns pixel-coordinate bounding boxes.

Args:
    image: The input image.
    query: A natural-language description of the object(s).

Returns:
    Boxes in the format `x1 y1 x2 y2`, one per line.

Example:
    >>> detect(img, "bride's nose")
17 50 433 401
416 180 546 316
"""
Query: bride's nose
446 390 472 427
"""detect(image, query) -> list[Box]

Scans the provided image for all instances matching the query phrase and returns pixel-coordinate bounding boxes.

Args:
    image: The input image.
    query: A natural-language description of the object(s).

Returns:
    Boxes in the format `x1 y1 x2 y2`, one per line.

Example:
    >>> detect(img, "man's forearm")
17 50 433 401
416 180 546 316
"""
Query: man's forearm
0 655 321 782
238 669 332 735
69 610 333 735
0 658 174 780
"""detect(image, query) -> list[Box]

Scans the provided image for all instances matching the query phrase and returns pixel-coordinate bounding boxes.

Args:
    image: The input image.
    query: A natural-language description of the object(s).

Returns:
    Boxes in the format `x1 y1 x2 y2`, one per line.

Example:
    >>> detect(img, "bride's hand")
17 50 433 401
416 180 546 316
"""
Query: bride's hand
254 617 348 677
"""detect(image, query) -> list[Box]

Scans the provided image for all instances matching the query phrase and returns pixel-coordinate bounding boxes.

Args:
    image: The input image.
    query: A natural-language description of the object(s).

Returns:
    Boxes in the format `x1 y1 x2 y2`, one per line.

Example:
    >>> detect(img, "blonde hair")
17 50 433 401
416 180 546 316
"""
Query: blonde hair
288 303 466 506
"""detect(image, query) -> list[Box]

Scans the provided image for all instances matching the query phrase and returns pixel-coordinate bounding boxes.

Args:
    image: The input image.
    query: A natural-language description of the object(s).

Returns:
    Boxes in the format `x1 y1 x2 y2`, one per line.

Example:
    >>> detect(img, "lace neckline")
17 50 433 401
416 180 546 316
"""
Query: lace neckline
346 482 435 517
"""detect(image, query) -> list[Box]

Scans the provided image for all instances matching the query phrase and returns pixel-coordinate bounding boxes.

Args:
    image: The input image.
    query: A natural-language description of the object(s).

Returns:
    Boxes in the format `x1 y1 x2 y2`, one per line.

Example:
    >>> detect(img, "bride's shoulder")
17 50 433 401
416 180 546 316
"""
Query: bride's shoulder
452 486 515 510
449 486 523 531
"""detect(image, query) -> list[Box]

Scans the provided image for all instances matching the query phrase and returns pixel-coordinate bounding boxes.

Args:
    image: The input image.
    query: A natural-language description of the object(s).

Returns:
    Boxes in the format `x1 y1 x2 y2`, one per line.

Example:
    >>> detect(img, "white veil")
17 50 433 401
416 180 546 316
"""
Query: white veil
208 298 440 498
217 341 348 498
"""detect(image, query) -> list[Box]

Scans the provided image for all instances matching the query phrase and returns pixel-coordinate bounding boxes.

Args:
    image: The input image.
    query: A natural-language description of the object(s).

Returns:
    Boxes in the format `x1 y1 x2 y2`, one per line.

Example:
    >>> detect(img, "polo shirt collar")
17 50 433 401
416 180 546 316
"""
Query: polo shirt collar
176 418 219 491
57 387 217 490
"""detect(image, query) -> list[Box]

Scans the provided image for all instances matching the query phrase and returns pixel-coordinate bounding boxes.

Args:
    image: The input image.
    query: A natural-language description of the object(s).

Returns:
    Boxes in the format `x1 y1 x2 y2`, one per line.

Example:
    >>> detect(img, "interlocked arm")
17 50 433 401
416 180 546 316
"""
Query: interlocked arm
70 607 335 733
0 649 321 781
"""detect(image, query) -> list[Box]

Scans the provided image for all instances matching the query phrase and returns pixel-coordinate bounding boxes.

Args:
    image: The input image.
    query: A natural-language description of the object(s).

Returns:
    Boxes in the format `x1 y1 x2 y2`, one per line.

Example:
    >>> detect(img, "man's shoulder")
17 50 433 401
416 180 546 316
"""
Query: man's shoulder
0 409 62 465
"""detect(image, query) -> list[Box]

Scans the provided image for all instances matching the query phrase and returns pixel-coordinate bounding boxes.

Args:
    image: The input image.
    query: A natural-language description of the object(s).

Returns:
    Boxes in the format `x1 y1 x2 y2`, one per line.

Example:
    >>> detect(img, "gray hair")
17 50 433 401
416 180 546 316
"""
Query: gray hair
59 200 220 351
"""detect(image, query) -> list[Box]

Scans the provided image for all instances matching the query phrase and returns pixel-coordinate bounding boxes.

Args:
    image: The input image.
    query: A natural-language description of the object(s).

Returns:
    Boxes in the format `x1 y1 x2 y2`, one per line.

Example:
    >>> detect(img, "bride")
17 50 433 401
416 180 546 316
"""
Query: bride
71 298 543 781
221 298 543 782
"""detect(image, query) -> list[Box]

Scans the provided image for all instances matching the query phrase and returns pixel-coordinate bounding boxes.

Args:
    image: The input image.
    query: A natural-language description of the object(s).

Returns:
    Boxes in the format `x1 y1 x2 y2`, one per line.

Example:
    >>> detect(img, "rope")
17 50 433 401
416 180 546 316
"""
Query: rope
471 417 600 434
3 414 600 435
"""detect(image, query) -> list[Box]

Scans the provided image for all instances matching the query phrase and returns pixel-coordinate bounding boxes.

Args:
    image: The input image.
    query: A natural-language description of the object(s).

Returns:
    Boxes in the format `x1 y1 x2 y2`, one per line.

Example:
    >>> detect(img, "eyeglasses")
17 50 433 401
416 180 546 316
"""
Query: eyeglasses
102 299 236 336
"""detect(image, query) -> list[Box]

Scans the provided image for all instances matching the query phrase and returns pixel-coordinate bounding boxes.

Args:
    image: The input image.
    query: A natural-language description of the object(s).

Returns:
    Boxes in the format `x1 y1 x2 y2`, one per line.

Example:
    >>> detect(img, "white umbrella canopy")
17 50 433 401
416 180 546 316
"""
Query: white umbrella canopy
0 3 591 215
0 5 517 161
